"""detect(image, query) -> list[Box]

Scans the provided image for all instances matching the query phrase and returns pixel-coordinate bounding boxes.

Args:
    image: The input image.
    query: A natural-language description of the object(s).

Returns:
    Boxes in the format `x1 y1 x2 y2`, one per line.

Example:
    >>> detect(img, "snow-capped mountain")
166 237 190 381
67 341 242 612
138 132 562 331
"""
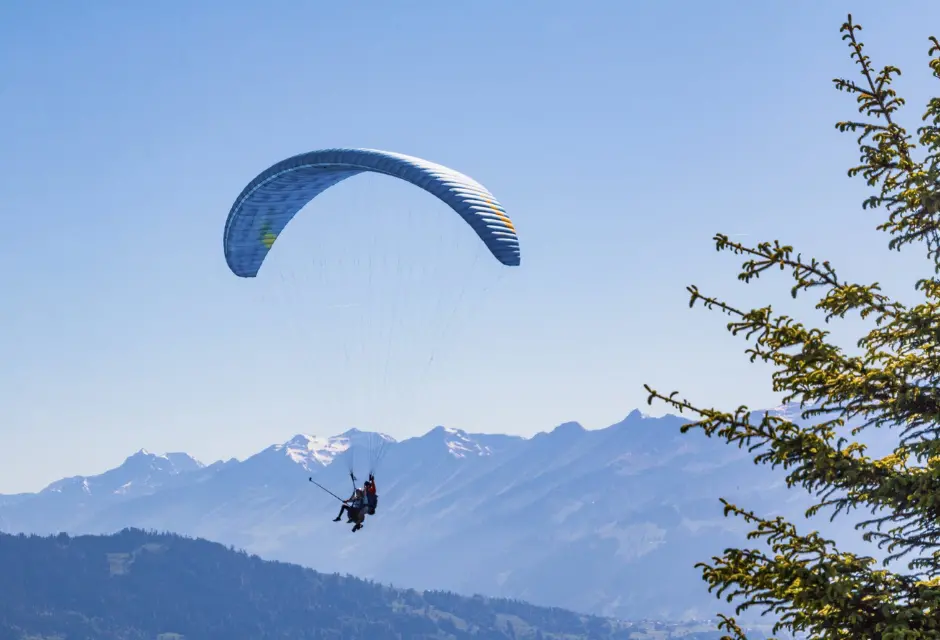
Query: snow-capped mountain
42 450 203 498
249 429 393 471
0 450 214 531
0 406 879 621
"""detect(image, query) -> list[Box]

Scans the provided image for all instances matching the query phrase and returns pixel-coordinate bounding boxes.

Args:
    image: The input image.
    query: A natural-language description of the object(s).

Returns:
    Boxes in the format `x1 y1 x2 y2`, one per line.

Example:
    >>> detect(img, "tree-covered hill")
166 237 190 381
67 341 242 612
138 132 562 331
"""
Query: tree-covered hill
0 528 734 640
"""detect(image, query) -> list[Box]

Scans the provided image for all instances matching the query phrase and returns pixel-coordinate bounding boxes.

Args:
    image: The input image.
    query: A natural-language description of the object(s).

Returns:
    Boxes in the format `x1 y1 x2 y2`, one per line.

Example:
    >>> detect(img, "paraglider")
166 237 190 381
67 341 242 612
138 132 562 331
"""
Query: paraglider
328 472 376 532
225 148 521 532
312 471 377 533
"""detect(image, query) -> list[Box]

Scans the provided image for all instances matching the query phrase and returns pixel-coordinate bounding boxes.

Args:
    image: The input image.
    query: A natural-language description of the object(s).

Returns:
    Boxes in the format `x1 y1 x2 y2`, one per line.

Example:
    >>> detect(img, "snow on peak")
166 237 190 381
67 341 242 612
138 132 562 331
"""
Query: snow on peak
769 402 801 420
337 428 397 447
39 449 203 498
264 430 396 471
274 434 352 469
426 426 493 459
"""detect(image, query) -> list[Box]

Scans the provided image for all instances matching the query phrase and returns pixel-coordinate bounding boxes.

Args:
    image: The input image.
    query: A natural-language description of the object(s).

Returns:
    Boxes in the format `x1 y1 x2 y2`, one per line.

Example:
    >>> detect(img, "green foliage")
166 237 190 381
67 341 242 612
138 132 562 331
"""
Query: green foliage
644 14 940 640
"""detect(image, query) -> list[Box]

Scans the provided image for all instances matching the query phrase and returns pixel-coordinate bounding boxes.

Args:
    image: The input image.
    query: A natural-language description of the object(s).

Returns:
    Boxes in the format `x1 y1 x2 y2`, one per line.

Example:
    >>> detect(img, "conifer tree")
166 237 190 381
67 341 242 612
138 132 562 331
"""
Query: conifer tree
645 14 940 640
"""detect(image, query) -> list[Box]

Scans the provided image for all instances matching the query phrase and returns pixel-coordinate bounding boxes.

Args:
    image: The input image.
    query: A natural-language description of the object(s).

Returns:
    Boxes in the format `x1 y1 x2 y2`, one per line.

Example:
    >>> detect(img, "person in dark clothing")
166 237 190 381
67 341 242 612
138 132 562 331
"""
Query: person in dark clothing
363 474 378 515
333 488 365 530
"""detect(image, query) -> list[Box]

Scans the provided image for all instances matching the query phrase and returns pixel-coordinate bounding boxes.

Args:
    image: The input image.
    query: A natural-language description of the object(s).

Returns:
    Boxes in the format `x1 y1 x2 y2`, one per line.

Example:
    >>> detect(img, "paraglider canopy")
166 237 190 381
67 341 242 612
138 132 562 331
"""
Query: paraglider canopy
222 148 521 278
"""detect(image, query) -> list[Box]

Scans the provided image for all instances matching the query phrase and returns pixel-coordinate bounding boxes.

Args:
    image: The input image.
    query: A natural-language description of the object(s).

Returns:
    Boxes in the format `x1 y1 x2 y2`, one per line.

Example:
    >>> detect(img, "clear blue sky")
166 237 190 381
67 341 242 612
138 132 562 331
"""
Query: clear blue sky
2 1 937 493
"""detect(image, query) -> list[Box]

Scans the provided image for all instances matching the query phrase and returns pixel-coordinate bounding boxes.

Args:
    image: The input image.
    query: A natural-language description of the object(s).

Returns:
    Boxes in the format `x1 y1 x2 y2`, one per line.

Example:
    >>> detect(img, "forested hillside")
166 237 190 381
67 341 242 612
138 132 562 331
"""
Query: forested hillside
0 529 737 640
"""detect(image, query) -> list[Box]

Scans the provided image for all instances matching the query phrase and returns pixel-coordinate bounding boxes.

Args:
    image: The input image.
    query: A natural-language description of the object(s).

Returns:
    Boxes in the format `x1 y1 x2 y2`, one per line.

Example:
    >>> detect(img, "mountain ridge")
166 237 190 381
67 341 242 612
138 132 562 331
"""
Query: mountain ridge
22 413 658 496
0 403 873 621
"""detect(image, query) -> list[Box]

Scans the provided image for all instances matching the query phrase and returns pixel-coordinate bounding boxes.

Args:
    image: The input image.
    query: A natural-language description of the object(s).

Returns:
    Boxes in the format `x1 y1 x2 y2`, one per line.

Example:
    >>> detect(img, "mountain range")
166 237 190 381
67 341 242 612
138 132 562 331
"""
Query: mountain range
0 405 878 621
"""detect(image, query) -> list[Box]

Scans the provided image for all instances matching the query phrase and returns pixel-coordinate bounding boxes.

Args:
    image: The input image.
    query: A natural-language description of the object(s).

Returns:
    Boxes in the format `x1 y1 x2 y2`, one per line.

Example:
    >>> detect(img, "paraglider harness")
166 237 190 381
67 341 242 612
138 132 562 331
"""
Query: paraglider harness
309 471 378 532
